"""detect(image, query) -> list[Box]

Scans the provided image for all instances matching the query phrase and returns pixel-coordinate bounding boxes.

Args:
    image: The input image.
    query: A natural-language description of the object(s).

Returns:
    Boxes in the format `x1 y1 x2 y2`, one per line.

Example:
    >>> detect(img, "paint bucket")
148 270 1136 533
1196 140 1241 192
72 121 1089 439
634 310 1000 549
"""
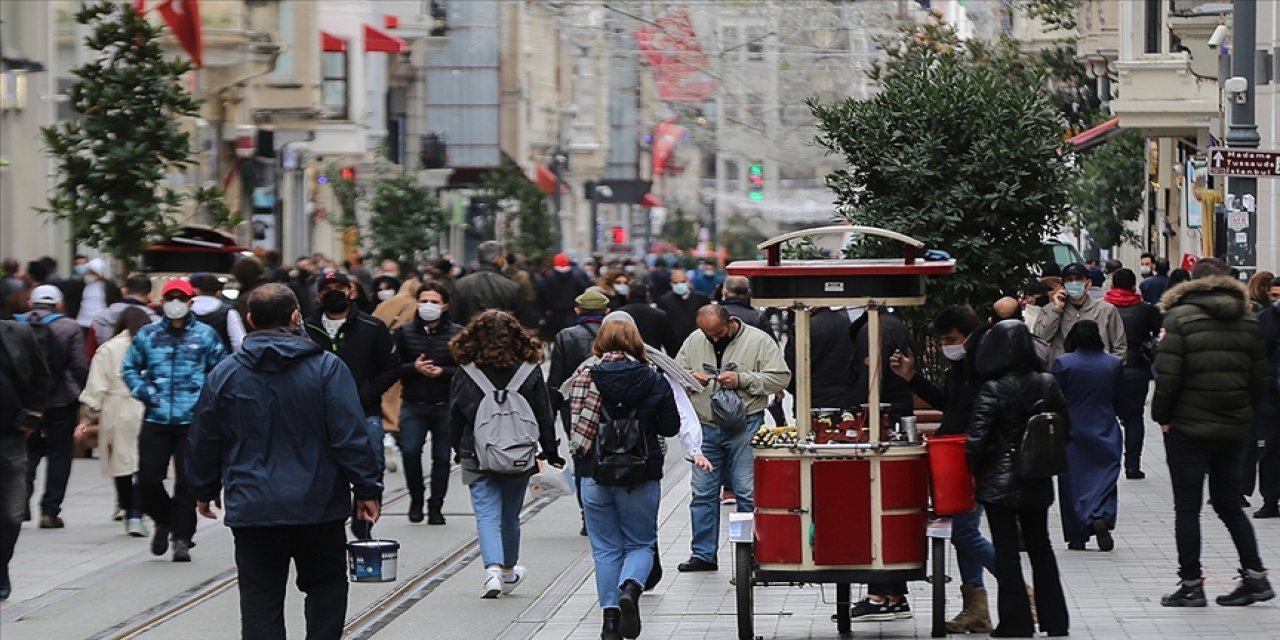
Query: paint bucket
347 539 400 583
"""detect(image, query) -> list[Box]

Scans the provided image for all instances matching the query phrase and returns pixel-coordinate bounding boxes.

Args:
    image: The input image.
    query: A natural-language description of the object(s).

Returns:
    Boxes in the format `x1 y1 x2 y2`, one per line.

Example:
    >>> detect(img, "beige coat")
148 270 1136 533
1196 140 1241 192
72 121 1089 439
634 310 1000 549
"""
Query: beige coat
79 332 144 477
374 284 422 433
675 320 791 425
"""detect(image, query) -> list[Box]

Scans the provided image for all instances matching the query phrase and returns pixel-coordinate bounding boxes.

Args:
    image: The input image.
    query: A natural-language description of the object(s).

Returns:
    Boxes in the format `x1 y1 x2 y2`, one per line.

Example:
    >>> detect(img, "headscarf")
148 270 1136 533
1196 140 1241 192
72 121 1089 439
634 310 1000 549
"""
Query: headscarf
1064 319 1104 353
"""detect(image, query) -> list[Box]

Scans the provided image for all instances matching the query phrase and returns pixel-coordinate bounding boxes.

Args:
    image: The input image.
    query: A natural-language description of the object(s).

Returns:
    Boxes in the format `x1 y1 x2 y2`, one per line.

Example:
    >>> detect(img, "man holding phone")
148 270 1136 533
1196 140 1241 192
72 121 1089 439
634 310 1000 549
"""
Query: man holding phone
1034 262 1127 360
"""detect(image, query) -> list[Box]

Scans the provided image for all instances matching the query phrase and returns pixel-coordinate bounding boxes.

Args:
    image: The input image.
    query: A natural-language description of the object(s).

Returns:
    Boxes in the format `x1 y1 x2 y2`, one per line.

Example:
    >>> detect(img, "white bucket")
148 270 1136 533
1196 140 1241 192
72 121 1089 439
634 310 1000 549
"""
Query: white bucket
347 539 400 583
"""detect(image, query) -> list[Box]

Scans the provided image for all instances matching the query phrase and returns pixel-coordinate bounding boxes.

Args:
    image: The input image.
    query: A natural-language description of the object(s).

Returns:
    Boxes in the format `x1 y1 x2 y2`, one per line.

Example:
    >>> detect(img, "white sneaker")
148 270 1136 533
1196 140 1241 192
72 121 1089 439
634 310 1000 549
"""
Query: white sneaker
125 518 147 538
383 434 400 473
481 568 503 599
501 566 526 595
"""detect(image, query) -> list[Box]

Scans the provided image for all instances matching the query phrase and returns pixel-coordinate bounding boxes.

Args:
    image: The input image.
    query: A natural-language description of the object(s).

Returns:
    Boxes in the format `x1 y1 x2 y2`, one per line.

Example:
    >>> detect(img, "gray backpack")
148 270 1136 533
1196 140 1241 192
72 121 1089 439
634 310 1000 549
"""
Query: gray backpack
462 362 541 474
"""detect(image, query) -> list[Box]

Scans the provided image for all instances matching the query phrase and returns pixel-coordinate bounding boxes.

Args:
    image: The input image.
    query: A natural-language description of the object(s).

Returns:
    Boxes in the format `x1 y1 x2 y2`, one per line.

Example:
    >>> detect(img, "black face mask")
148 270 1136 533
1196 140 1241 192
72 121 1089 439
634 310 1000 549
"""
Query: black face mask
320 290 349 313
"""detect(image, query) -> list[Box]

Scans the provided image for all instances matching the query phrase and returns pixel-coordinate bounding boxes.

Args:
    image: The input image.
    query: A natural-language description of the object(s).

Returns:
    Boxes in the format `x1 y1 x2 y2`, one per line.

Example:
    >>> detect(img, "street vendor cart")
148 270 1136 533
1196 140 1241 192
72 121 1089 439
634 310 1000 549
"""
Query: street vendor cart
725 225 956 639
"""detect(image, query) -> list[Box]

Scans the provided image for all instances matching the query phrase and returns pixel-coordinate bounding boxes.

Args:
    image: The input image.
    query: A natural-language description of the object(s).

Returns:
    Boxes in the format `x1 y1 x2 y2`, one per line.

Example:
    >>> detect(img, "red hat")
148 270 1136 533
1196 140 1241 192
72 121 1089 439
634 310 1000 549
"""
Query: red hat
553 253 571 268
161 278 194 298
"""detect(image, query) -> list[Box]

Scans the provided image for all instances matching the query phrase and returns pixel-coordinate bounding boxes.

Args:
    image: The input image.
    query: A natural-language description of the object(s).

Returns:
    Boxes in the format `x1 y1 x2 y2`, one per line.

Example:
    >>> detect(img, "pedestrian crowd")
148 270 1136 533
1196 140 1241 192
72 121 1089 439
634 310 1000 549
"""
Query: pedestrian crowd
0 247 1276 640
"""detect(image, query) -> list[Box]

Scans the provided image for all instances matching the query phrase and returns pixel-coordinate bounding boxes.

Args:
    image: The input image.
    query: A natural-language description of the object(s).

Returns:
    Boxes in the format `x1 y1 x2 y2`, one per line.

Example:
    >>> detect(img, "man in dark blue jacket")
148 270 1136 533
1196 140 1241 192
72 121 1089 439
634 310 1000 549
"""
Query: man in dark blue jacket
189 283 383 640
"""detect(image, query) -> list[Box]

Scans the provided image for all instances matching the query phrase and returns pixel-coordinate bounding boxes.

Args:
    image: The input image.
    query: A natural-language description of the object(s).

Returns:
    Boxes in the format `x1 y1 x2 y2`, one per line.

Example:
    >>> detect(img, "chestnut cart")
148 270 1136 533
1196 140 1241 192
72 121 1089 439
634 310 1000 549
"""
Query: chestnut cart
724 225 956 639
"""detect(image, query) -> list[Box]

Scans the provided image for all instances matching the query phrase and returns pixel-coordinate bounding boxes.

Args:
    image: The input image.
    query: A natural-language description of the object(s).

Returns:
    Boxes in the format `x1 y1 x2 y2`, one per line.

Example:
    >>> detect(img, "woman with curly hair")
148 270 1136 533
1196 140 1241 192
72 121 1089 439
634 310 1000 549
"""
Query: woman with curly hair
449 310 564 599
593 270 631 311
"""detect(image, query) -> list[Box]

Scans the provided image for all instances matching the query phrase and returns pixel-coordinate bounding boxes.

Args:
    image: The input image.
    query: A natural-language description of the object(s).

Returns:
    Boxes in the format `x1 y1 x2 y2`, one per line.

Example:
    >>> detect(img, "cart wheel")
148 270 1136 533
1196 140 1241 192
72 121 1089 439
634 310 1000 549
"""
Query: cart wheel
835 582 852 635
735 542 755 640
931 537 946 638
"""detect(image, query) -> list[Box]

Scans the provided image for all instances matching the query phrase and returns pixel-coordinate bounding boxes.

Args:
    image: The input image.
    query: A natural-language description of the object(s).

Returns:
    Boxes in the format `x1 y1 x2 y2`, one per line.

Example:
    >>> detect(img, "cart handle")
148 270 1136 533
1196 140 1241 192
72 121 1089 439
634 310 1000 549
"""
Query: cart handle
756 225 925 267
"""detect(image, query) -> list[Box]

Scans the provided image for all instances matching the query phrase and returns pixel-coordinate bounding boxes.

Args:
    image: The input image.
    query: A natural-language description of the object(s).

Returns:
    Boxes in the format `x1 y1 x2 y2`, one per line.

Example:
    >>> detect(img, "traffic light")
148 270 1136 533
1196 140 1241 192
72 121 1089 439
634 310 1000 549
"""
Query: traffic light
748 162 764 202
340 166 357 181
611 226 628 245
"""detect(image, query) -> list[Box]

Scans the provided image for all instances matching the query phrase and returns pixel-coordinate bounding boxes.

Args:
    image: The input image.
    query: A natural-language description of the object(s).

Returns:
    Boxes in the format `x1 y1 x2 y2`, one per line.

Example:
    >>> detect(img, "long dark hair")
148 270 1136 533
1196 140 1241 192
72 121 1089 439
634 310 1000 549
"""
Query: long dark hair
113 306 152 338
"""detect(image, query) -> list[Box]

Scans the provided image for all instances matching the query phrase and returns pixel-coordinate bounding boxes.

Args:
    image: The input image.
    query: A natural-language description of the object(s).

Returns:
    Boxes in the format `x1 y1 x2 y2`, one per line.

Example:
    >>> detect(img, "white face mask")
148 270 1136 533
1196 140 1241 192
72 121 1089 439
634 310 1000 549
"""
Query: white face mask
941 344 967 362
418 302 443 322
162 299 189 320
1140 266 1152 276
671 282 690 296
613 284 630 297
376 289 395 301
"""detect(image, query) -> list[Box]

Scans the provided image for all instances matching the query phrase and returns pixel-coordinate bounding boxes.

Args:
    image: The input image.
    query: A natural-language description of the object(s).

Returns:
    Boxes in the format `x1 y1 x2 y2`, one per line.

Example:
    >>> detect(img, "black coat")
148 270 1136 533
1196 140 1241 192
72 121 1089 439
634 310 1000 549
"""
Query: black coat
656 290 711 354
720 298 763 329
549 320 601 410
1114 300 1162 369
907 354 982 437
785 308 852 408
850 311 917 419
394 314 463 405
304 307 398 416
448 362 562 466
452 264 522 325
618 302 676 355
581 358 680 481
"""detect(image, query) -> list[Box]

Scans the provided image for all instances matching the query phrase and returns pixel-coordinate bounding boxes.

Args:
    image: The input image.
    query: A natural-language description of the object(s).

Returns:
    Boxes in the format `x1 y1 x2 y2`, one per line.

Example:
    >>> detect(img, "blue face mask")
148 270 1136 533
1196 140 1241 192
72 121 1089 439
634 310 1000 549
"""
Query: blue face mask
672 282 690 296
613 284 630 297
1064 281 1087 299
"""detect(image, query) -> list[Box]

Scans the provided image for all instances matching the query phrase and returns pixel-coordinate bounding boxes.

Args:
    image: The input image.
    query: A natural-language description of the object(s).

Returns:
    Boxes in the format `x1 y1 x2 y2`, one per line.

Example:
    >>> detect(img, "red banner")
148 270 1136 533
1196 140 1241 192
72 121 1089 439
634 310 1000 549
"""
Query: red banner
633 9 716 103
157 0 203 67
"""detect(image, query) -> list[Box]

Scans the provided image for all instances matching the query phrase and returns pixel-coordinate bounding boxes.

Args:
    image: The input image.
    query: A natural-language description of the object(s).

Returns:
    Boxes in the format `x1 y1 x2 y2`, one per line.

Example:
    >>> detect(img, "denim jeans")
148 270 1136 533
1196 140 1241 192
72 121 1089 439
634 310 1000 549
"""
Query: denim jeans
398 403 451 505
952 504 996 588
1116 367 1151 473
690 413 762 563
469 473 529 567
1 434 28 593
582 478 661 608
24 403 76 517
1163 429 1265 580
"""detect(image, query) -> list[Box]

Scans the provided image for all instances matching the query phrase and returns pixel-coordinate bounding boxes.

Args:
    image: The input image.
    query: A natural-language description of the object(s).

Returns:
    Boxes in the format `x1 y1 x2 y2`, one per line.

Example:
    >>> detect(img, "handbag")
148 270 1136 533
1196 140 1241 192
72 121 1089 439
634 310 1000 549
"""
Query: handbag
1013 376 1069 479
703 363 747 432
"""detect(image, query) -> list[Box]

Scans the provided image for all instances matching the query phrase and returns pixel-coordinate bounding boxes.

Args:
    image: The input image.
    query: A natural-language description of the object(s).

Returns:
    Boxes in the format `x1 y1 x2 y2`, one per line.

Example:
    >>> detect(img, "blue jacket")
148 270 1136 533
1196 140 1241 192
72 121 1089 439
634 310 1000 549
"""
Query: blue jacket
122 316 227 425
187 331 383 528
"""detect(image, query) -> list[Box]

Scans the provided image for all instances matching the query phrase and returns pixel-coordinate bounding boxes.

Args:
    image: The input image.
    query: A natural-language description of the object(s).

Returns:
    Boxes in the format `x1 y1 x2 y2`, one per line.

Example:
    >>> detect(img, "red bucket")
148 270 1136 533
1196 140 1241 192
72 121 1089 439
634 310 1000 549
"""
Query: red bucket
927 435 976 516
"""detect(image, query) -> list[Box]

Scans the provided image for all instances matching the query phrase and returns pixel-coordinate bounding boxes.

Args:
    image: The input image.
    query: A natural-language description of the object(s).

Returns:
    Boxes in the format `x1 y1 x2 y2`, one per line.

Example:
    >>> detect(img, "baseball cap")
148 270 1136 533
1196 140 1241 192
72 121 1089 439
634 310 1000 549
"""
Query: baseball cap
553 253 571 268
319 272 351 289
161 279 195 298
575 289 610 310
1061 263 1090 279
30 284 63 306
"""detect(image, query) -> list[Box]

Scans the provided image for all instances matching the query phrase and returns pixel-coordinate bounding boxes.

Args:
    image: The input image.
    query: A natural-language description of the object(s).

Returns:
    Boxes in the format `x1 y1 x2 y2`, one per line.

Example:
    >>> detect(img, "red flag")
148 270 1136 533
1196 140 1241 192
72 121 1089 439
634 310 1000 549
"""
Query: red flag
157 0 203 67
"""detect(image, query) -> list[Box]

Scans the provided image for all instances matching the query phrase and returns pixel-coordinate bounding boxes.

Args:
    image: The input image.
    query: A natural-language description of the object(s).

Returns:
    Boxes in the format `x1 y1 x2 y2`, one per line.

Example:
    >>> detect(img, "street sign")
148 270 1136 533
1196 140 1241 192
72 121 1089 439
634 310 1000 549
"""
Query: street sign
1207 149 1280 177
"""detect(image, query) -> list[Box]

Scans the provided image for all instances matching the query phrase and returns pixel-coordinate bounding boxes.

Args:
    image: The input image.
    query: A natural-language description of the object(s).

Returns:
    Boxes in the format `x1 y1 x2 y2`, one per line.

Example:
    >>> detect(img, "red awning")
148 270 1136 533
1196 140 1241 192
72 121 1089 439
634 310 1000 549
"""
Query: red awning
535 164 569 195
641 193 662 208
1068 117 1121 152
321 31 347 53
364 24 407 54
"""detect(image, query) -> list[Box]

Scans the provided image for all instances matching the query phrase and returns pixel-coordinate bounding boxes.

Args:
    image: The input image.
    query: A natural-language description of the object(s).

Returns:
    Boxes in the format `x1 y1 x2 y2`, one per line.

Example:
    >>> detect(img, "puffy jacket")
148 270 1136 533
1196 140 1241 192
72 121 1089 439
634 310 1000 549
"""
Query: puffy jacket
452 263 522 325
449 362 563 477
122 316 226 425
187 331 383 528
967 321 1070 509
1152 276 1269 440
548 320 601 407
395 314 463 405
304 307 398 416
577 357 680 481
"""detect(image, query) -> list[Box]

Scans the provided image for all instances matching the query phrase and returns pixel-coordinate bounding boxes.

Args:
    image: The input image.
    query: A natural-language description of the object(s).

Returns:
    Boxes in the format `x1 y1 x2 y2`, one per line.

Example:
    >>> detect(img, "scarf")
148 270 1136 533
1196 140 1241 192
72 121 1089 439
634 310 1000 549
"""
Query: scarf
1104 288 1143 308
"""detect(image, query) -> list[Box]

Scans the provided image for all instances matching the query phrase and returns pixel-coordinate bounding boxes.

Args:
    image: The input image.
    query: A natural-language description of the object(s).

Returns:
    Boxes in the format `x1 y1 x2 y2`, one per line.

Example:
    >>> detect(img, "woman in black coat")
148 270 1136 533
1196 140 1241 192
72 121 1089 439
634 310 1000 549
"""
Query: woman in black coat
967 320 1070 637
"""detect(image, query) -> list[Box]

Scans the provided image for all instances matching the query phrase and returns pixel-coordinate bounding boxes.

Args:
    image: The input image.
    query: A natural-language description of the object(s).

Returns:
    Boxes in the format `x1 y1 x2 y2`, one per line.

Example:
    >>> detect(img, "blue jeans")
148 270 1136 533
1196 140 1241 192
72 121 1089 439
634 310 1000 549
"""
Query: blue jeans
398 403 451 505
953 504 996 588
582 478 661 608
690 413 762 563
1116 367 1151 473
469 474 529 567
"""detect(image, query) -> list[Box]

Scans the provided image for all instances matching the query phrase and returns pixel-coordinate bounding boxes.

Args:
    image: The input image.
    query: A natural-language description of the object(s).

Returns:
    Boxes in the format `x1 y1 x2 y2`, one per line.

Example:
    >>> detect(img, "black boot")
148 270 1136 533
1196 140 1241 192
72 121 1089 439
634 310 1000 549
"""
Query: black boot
1253 501 1279 519
600 608 622 640
427 501 446 526
1215 569 1275 606
1161 579 1206 607
618 580 643 639
408 495 424 524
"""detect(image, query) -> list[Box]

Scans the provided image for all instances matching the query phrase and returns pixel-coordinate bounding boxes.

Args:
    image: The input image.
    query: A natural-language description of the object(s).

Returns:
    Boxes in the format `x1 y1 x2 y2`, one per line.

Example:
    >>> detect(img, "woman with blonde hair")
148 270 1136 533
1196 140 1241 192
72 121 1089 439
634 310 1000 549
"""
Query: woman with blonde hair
449 310 564 599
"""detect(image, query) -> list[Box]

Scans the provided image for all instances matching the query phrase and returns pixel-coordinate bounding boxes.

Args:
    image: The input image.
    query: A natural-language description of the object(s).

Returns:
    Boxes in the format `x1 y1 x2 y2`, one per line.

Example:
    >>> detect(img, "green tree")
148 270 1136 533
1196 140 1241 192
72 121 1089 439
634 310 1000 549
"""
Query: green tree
366 170 447 272
662 207 698 250
325 163 361 230
1014 0 1079 32
482 157 555 263
40 1 204 270
1069 127 1146 249
812 22 1071 310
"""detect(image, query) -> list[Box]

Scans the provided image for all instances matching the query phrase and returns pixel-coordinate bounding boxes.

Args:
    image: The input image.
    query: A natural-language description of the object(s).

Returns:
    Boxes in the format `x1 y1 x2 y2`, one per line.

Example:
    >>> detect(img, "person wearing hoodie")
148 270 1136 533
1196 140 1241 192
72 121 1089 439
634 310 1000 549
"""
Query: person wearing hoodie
1152 257 1273 608
188 283 383 640
394 282 462 525
1106 269 1162 479
121 279 226 561
567 319 680 640
190 273 245 352
967 320 1070 638
91 273 158 348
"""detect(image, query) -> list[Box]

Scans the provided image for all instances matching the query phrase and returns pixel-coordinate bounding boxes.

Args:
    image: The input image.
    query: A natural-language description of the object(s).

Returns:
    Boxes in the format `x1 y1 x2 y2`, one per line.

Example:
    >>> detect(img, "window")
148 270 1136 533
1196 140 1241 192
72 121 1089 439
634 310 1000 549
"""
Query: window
273 0 294 79
746 26 765 62
321 52 348 119
1143 0 1163 54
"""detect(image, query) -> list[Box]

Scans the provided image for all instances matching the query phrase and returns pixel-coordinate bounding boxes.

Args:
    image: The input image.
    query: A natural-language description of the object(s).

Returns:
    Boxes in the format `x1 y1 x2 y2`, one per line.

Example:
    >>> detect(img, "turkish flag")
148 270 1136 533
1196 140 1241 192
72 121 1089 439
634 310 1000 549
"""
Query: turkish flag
157 0 203 67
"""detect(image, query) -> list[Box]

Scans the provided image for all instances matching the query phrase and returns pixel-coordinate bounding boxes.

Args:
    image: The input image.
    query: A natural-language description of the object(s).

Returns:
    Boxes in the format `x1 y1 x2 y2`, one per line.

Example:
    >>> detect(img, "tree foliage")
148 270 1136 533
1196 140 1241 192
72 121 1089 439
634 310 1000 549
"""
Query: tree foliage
40 1 203 269
1069 127 1146 249
482 157 556 263
325 163 361 230
366 170 448 272
662 207 698 250
812 21 1071 310
1014 0 1079 32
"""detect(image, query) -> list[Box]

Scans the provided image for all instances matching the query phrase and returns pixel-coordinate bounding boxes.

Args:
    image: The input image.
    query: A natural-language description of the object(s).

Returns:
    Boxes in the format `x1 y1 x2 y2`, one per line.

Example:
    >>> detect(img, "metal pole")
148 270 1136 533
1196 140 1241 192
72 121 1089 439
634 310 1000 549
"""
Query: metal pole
1224 0 1258 274
552 147 565 251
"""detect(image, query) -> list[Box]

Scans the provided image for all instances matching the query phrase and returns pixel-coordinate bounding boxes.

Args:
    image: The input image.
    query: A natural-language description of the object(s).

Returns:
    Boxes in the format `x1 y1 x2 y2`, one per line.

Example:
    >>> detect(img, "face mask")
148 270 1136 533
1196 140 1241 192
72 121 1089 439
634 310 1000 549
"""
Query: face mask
418 302 443 322
1064 282 1087 299
614 284 630 296
74 265 88 276
162 299 188 320
1140 266 1152 276
376 289 395 302
941 344 967 362
320 290 349 313
672 282 690 296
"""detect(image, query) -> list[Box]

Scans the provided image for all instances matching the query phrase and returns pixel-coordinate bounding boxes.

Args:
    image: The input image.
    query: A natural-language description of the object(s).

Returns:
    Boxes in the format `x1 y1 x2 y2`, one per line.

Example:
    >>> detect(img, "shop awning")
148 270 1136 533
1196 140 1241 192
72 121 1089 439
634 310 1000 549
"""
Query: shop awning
641 193 662 208
364 24 407 54
535 163 569 194
321 31 347 53
1068 117 1121 152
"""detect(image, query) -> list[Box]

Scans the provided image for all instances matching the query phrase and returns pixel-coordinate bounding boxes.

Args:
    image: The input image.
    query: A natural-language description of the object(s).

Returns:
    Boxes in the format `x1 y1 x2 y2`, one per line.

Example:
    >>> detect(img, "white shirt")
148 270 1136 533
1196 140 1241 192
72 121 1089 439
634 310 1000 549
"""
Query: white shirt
321 314 345 339
191 295 247 351
77 279 107 328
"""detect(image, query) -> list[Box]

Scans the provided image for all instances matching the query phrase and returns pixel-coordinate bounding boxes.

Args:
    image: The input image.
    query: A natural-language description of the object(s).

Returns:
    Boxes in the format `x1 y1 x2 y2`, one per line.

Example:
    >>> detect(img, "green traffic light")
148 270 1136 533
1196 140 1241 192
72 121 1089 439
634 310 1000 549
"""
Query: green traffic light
749 191 765 202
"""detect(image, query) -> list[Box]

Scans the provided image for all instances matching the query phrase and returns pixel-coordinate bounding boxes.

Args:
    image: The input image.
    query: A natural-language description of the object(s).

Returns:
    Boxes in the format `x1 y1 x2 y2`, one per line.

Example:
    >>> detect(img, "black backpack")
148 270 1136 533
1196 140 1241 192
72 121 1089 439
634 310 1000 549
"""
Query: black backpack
1013 376 1070 479
196 301 234 351
592 400 649 487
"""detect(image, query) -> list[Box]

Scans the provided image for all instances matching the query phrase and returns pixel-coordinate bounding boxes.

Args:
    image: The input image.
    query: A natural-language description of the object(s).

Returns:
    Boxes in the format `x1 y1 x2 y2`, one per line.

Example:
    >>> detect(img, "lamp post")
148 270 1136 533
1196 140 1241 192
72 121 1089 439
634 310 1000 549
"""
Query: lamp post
1223 0 1259 275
